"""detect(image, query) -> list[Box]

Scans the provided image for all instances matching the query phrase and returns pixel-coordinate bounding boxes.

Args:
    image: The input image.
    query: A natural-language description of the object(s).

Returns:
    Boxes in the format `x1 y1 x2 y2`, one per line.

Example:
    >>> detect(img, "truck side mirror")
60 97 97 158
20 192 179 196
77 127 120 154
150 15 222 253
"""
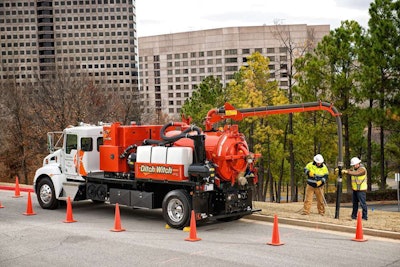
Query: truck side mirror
47 133 54 152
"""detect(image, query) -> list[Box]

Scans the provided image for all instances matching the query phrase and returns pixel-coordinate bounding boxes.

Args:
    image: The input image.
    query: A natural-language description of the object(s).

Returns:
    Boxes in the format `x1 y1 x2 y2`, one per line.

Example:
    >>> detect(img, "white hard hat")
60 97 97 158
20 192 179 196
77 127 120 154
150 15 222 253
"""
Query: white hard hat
350 157 361 166
313 154 324 164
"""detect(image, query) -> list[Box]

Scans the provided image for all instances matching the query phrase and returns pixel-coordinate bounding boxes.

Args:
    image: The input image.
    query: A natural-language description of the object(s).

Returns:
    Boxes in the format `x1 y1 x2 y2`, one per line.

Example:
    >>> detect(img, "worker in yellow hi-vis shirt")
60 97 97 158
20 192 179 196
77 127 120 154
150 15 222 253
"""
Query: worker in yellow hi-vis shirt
302 154 329 216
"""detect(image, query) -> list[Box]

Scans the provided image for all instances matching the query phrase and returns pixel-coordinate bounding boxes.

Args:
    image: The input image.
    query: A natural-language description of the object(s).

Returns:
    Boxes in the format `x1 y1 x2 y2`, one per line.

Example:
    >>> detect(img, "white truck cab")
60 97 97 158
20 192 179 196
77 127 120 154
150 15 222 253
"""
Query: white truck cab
33 123 103 209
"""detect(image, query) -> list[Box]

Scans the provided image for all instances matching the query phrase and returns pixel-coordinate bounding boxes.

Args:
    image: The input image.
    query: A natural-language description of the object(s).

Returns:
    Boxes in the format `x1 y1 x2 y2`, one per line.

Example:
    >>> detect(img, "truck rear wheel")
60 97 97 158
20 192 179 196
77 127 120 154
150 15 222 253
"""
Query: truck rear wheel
162 190 192 229
37 177 59 209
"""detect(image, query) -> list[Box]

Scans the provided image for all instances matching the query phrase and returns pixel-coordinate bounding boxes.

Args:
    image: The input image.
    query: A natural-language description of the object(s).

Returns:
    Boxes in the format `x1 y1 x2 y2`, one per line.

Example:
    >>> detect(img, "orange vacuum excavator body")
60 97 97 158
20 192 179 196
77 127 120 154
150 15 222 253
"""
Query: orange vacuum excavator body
100 122 163 172
173 124 251 184
206 125 250 183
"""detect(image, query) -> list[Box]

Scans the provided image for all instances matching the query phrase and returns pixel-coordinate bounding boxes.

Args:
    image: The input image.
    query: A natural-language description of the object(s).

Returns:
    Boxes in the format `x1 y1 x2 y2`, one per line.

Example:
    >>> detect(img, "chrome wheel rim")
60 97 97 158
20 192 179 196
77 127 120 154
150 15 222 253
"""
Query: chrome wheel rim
39 184 52 204
167 198 184 223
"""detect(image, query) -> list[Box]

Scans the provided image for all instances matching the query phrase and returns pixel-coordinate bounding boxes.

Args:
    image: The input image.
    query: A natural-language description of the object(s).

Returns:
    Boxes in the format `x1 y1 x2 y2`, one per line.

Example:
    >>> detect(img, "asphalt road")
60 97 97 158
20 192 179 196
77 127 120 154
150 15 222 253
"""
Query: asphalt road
1 190 399 267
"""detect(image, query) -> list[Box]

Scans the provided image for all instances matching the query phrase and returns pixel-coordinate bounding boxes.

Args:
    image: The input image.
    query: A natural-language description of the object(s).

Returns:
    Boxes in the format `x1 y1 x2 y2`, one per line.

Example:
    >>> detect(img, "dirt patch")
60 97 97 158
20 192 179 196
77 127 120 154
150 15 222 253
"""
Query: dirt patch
253 201 400 233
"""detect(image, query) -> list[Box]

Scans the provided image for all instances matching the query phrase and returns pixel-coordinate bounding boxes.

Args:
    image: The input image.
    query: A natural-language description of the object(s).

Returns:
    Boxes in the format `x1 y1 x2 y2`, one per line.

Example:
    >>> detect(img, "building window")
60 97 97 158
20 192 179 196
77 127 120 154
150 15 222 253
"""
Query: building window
225 49 237 55
279 47 288 53
225 58 237 63
267 48 275 53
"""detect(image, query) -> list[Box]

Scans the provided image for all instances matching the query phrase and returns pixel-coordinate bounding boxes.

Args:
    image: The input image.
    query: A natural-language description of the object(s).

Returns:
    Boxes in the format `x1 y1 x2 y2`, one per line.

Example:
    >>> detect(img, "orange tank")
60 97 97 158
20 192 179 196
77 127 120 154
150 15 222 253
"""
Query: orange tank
171 125 250 183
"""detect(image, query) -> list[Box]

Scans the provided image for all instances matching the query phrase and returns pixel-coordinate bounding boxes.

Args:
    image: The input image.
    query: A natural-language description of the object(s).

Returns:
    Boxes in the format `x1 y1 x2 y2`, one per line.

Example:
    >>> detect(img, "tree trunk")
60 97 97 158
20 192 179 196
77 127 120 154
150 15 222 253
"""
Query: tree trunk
380 125 386 189
269 168 274 202
289 114 296 202
367 99 373 191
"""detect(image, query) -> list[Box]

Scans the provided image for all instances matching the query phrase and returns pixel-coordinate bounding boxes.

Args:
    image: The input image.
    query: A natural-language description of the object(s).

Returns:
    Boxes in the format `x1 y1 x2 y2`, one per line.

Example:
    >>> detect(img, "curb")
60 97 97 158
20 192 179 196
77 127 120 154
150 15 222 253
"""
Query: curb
245 214 400 240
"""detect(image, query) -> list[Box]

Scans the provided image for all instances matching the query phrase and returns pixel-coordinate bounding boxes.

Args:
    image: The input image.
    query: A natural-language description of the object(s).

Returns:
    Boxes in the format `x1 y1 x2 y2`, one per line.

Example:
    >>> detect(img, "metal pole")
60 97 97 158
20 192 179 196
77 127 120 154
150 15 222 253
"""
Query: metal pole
334 113 343 219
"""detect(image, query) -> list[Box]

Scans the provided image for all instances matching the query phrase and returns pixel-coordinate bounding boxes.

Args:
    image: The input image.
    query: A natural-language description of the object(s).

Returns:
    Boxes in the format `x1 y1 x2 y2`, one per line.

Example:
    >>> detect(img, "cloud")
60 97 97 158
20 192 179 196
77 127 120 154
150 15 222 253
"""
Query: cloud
335 0 372 10
136 0 371 37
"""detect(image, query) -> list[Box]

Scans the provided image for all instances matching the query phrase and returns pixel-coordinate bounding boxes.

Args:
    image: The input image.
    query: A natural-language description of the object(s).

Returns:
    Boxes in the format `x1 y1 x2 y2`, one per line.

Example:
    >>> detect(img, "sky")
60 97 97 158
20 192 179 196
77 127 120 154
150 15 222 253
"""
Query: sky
136 0 372 37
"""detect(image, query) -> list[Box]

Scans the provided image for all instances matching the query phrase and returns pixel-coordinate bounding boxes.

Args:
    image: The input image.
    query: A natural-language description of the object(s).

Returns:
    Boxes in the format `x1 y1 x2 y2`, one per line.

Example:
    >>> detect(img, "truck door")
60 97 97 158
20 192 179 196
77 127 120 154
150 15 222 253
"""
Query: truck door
79 136 101 174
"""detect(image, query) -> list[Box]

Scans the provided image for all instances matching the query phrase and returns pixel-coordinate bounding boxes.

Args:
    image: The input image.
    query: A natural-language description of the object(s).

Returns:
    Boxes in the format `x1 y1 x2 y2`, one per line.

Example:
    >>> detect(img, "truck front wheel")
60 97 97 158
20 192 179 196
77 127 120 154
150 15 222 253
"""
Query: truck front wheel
162 190 192 229
37 177 59 209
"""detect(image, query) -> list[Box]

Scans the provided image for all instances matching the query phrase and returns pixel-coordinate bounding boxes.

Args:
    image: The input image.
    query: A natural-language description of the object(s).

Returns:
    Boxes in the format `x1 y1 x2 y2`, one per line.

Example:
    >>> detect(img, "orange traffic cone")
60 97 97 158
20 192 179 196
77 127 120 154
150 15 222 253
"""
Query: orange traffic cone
63 196 77 223
267 214 284 246
352 211 367 242
0 201 4 208
185 210 201 242
23 191 36 216
12 176 22 198
110 203 125 232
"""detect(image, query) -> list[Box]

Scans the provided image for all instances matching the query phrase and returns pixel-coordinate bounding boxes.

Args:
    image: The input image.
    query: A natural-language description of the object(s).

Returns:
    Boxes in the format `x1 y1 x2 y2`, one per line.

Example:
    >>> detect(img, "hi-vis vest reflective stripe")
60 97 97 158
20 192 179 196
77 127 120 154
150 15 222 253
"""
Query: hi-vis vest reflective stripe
351 166 367 191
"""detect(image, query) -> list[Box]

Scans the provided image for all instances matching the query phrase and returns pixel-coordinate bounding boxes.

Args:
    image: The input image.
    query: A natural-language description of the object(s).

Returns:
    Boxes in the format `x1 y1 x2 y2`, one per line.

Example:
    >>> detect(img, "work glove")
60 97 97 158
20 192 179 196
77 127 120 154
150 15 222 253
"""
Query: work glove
342 169 348 174
334 168 339 173
316 180 322 187
308 170 314 177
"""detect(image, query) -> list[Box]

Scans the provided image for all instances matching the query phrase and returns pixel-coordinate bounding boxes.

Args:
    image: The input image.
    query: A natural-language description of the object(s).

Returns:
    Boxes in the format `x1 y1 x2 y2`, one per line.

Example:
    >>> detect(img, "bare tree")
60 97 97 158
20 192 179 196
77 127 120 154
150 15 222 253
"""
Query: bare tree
0 81 40 184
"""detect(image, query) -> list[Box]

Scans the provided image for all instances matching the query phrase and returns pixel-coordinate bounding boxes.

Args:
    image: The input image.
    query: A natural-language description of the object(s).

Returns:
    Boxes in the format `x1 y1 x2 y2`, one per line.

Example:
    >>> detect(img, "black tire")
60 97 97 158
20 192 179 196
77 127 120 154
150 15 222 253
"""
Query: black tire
162 190 192 229
36 177 59 209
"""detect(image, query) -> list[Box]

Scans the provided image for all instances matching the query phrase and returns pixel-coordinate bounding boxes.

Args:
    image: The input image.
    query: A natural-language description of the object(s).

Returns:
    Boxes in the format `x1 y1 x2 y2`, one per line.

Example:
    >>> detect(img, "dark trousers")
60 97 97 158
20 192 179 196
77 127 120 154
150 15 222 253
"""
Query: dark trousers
352 190 368 220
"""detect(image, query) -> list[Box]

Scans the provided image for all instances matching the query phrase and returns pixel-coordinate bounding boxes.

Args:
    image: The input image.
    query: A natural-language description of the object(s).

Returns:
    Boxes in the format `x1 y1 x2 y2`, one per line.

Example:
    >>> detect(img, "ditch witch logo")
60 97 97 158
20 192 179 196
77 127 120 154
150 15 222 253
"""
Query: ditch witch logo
140 164 174 175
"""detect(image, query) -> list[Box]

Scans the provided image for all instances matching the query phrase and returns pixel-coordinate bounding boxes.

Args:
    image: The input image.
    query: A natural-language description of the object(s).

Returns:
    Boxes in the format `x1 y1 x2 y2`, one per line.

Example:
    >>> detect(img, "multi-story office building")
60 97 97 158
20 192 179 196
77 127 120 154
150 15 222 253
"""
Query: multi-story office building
0 0 138 98
138 25 329 119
